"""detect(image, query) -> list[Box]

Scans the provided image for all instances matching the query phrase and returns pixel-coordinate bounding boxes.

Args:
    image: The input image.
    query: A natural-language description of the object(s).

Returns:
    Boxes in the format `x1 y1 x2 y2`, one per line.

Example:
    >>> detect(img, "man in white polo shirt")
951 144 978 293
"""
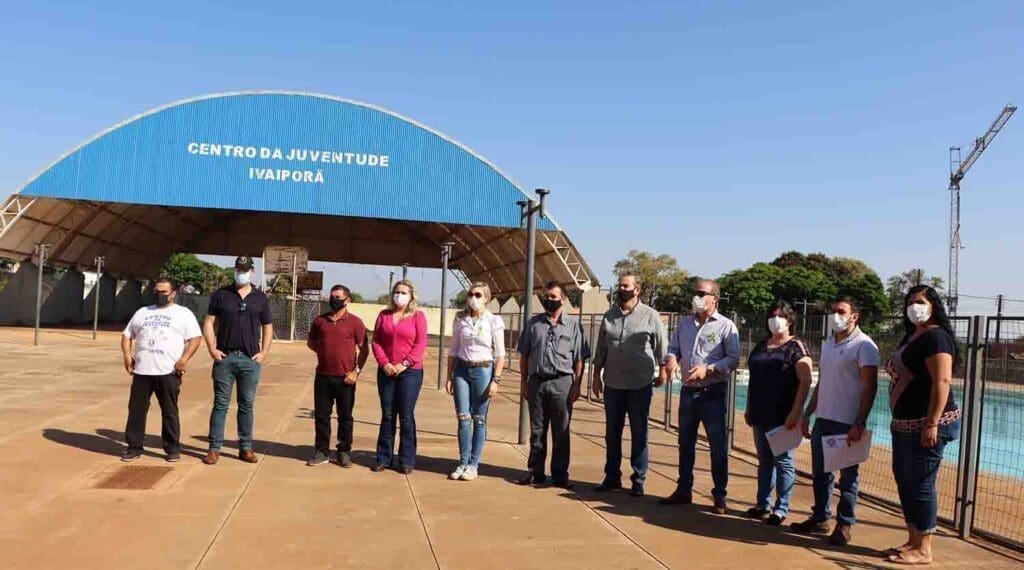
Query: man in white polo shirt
791 296 879 547
120 277 203 463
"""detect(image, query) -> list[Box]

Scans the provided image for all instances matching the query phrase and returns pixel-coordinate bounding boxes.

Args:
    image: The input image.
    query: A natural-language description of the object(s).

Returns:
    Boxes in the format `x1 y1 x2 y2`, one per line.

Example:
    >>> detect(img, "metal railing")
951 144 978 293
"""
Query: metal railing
505 310 1024 550
177 292 324 342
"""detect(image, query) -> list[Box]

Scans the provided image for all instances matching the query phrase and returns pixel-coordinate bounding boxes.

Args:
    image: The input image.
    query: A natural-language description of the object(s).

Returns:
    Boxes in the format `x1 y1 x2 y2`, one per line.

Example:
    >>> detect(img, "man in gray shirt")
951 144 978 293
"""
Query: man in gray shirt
592 272 668 497
660 279 740 514
517 280 589 489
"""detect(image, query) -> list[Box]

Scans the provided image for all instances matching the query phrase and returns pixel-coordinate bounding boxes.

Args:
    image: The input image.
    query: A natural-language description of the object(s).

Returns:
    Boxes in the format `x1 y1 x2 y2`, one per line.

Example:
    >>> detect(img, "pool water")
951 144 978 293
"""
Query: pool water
676 378 1024 479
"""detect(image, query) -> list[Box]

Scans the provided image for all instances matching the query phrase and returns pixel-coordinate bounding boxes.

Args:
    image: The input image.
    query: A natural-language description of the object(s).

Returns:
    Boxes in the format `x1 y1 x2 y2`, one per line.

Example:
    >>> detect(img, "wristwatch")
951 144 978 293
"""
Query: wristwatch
402 359 412 368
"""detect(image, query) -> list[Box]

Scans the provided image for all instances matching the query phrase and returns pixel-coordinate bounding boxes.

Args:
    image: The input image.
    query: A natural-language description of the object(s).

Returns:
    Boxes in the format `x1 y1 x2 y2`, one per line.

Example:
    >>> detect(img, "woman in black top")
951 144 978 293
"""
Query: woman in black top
743 300 813 526
884 285 961 565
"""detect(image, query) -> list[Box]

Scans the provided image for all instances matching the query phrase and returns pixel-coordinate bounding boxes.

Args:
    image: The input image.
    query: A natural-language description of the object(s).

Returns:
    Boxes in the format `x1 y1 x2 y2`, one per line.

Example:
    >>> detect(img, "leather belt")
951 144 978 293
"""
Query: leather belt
457 358 493 368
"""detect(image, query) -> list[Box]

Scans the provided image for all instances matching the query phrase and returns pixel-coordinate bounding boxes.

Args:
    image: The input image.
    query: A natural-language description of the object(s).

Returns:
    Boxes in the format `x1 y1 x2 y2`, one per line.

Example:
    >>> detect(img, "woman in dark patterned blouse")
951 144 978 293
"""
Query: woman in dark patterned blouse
743 300 813 526
884 285 961 565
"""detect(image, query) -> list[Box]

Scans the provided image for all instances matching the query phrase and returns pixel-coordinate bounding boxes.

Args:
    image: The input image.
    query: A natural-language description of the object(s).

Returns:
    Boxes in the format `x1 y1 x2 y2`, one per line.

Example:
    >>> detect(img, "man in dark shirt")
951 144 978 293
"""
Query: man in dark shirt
516 280 589 489
201 256 274 465
305 284 369 468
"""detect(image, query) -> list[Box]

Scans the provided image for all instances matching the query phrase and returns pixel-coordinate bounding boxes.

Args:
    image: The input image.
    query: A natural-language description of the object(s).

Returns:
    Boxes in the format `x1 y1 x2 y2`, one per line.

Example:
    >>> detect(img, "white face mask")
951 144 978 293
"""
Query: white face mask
467 296 485 312
691 295 708 313
393 292 411 308
234 271 251 286
767 316 789 335
906 303 931 325
829 313 850 334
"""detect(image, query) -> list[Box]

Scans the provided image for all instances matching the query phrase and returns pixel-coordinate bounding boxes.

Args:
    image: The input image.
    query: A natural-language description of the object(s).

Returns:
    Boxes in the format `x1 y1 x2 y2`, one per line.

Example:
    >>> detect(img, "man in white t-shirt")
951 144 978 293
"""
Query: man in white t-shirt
120 277 203 463
791 296 880 547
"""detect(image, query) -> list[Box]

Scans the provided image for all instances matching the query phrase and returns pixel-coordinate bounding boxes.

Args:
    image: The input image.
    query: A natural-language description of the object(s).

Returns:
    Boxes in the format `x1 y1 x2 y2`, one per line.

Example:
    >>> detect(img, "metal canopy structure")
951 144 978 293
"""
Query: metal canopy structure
0 91 597 296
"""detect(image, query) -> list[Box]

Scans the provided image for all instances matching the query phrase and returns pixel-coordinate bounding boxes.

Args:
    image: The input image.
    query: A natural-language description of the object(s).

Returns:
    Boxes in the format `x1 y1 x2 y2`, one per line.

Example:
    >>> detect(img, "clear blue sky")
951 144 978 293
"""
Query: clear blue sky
2 2 1021 312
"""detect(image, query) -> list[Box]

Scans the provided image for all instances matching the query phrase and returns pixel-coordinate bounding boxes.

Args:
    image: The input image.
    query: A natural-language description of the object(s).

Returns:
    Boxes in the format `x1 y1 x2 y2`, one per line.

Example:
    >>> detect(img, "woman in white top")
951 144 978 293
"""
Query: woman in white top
445 282 506 480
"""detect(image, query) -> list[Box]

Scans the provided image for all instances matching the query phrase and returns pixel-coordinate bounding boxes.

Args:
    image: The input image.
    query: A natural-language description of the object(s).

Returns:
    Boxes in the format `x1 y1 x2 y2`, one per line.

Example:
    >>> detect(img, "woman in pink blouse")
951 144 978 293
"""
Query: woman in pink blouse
371 280 428 474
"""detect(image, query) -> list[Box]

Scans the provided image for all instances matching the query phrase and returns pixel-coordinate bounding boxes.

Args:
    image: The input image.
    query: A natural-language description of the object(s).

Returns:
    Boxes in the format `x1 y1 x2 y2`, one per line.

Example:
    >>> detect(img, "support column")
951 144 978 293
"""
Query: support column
92 256 104 340
33 243 49 346
437 243 453 390
289 253 298 342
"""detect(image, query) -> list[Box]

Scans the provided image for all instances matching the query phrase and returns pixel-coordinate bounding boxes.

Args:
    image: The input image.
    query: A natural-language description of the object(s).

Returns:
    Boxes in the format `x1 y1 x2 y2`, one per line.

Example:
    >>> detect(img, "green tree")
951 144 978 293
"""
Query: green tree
771 251 888 325
718 252 889 326
718 263 781 315
612 249 689 310
159 253 231 293
0 257 15 272
451 288 469 308
773 266 837 309
376 293 391 305
349 291 365 303
885 269 944 316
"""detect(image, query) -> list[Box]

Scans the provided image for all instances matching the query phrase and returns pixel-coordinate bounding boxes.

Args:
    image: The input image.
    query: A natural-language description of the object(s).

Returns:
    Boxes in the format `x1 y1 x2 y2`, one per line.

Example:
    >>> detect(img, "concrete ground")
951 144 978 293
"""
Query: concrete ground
1 327 1021 569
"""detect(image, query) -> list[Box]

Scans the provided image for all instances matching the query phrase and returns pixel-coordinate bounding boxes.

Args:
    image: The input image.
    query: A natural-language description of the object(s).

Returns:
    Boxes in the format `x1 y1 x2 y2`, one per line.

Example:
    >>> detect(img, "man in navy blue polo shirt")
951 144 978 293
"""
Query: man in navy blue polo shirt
201 256 274 465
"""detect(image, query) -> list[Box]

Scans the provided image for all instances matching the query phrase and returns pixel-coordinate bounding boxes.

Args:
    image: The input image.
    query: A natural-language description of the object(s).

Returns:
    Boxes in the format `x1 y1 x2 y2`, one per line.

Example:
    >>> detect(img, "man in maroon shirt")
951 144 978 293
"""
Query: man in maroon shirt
306 285 369 467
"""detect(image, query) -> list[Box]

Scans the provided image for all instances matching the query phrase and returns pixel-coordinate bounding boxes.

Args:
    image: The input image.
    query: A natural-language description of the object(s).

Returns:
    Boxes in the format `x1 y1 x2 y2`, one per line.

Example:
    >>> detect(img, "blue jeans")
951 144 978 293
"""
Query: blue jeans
891 419 960 534
811 418 860 526
603 385 653 485
676 383 728 499
208 352 262 451
376 368 423 468
452 364 493 468
752 424 796 517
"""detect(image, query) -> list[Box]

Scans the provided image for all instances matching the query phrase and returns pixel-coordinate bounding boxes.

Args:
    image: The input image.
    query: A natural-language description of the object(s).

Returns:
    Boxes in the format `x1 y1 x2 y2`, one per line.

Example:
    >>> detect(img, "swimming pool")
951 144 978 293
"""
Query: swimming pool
676 375 1024 479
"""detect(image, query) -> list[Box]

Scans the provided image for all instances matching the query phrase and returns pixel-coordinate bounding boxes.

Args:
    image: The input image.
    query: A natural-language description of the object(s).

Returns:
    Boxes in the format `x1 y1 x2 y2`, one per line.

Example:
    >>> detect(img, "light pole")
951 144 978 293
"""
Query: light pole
33 243 51 346
92 255 105 340
437 242 454 390
517 188 549 445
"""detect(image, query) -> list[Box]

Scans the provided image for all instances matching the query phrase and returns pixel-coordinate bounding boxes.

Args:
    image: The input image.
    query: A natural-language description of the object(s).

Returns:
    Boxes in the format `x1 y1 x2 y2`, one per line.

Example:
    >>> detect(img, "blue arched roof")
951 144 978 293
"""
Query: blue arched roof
0 92 596 294
18 91 556 231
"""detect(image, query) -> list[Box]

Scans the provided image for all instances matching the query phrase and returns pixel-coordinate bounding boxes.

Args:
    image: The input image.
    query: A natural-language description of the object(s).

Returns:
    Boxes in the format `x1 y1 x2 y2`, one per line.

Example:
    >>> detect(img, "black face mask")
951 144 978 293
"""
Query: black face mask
156 293 171 307
541 298 562 314
329 298 347 311
617 289 636 304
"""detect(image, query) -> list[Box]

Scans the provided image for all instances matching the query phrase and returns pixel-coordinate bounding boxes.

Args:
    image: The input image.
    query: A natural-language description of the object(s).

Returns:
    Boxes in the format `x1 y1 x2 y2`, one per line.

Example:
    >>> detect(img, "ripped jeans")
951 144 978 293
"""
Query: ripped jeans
452 363 493 468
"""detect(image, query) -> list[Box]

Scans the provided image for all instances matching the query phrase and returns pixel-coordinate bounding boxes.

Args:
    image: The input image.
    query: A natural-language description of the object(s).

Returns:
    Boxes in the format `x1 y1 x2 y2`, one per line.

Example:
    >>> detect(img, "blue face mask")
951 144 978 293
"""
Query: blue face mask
235 271 251 286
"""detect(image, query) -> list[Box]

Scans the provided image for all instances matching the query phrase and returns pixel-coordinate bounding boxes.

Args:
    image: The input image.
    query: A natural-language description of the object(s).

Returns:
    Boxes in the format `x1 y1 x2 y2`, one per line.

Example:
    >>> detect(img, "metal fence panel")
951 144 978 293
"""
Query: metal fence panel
974 317 1024 546
504 309 1024 549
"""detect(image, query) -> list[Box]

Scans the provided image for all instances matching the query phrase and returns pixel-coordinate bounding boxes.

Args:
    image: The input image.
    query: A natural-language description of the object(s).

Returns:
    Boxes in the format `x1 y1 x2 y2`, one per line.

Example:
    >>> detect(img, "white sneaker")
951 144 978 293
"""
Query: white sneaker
460 466 478 481
449 464 468 480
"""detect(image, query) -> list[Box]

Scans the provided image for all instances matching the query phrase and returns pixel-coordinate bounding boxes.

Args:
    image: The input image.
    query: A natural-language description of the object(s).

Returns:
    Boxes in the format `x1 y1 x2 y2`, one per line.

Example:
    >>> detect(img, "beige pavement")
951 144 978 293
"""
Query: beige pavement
0 326 1020 569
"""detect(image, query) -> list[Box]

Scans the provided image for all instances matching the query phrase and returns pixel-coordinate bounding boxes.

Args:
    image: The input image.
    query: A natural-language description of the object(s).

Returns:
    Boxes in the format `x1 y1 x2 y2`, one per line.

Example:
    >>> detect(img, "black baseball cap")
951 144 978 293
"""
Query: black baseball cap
234 256 254 271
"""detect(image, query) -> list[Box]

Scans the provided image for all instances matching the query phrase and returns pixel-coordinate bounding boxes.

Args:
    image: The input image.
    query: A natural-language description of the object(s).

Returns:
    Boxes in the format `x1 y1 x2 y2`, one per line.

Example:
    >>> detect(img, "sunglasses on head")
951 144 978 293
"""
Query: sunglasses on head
238 301 248 314
693 291 714 298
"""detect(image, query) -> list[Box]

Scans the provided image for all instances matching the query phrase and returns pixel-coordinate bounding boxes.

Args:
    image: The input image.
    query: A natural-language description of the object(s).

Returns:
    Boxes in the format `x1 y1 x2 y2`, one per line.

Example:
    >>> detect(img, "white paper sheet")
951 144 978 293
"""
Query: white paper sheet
821 430 873 473
765 425 804 456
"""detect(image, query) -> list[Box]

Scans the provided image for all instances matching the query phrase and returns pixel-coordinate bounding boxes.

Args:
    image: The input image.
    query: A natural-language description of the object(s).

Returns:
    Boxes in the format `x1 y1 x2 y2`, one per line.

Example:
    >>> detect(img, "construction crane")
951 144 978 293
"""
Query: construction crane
947 104 1016 315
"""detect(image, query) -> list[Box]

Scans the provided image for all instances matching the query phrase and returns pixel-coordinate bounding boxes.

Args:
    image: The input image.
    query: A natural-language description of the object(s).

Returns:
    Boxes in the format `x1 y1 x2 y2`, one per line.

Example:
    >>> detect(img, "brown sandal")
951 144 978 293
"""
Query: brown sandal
887 551 932 565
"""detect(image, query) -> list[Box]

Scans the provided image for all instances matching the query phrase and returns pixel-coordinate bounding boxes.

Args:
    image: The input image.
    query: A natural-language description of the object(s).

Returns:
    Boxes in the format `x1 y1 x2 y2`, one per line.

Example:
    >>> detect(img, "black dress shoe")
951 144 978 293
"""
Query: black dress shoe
552 480 575 490
594 481 622 493
629 483 645 497
399 465 414 475
517 473 545 486
658 490 693 505
371 463 388 472
745 507 769 519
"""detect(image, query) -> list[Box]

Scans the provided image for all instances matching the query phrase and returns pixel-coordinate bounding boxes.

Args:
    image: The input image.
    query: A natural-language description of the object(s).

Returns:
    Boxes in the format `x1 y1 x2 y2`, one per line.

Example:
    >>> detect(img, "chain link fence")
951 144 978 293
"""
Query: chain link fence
177 292 324 342
505 309 1024 550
